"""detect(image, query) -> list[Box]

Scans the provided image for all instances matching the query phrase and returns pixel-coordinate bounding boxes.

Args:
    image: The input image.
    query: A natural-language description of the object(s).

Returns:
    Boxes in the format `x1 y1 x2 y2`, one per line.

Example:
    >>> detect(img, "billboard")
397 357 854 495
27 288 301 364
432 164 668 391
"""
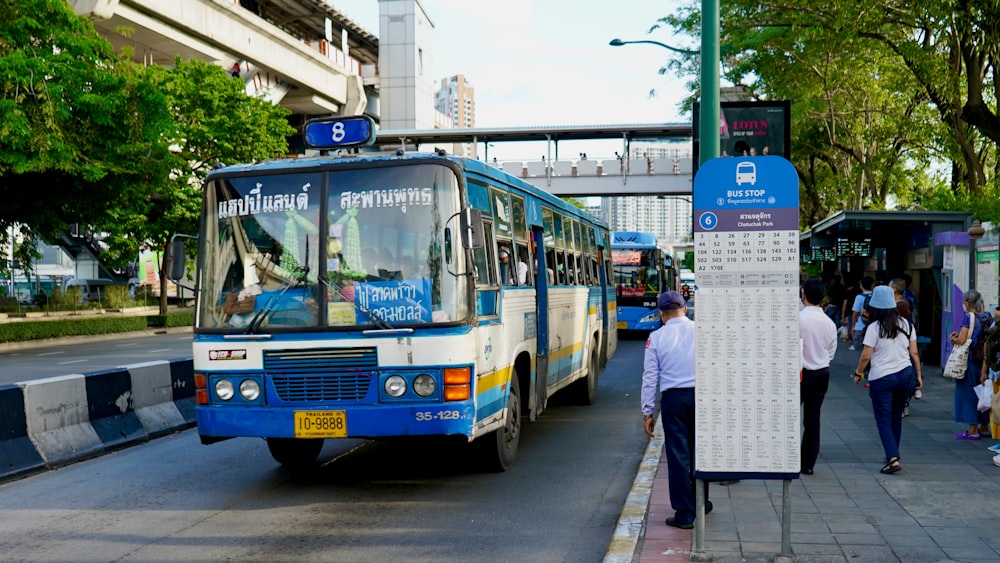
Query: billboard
692 100 791 170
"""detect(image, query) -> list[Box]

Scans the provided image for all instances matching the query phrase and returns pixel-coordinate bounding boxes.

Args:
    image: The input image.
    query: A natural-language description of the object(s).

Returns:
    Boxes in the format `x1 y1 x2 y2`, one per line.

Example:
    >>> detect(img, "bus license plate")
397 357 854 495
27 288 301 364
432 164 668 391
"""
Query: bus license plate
616 321 627 329
294 410 347 438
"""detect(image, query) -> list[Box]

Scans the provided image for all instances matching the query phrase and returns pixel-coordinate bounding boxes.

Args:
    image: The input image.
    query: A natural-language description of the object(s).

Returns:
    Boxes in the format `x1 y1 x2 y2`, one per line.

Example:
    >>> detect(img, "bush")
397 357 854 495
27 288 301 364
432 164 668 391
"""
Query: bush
104 284 131 309
147 311 194 328
0 317 147 343
0 310 193 343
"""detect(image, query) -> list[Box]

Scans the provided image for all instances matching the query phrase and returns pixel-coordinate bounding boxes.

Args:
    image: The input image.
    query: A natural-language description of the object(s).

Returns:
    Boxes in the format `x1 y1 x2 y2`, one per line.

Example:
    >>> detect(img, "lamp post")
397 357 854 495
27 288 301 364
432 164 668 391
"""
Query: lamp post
608 0 721 165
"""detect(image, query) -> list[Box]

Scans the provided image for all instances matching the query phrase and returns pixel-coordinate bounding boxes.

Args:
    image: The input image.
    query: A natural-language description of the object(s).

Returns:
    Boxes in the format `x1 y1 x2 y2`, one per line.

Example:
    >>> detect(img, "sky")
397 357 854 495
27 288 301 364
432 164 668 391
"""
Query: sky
337 0 696 160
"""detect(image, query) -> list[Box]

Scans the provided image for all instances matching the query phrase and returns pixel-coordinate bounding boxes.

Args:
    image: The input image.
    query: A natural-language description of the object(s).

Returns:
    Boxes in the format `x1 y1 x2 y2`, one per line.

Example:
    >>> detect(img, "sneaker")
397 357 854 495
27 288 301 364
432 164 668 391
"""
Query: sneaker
987 442 1000 453
914 389 923 400
956 431 981 441
848 345 856 351
980 431 992 438
903 406 909 417
993 454 1000 468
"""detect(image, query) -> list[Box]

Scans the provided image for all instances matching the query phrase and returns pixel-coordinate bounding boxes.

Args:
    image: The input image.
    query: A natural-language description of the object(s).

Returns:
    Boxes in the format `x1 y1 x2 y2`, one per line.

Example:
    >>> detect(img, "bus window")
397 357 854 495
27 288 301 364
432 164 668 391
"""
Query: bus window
511 195 528 242
491 188 512 238
472 221 497 287
514 242 533 285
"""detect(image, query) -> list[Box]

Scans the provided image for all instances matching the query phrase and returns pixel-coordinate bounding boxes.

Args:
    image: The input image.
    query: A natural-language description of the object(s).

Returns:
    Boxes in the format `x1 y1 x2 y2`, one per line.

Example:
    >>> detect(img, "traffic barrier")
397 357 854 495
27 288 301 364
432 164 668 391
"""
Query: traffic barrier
0 384 45 481
128 360 192 438
168 358 197 424
2 357 195 484
20 374 105 467
85 368 147 451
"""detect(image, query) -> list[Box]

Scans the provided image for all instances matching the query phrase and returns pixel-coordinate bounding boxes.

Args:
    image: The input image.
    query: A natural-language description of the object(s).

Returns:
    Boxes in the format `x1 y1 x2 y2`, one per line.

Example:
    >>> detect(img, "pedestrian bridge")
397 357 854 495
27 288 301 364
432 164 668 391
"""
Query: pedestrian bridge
376 123 695 197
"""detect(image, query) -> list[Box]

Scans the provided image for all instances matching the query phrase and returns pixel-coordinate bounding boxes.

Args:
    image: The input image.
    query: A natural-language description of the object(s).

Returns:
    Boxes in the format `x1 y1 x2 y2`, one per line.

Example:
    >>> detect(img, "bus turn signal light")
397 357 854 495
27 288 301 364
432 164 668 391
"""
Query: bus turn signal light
444 384 470 401
443 366 470 385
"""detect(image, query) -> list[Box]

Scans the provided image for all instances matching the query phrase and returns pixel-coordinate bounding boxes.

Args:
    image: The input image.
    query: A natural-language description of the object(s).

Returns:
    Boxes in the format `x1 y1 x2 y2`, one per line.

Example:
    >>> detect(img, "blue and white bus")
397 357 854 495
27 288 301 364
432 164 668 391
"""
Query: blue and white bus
611 231 673 332
170 116 617 471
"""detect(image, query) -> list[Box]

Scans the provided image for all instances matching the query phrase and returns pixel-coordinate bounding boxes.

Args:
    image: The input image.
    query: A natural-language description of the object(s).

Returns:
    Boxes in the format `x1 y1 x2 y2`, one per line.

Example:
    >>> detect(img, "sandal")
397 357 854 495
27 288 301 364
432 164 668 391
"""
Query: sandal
880 457 901 474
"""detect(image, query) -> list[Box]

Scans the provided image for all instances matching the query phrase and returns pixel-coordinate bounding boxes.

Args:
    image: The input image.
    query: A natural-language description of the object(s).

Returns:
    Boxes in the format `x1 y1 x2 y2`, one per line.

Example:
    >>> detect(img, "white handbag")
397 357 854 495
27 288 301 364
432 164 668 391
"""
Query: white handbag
943 313 973 380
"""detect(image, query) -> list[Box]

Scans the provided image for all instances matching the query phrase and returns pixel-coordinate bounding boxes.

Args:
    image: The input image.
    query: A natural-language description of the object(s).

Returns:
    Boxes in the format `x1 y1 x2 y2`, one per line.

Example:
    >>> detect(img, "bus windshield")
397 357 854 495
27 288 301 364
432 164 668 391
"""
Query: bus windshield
196 163 468 330
611 247 661 302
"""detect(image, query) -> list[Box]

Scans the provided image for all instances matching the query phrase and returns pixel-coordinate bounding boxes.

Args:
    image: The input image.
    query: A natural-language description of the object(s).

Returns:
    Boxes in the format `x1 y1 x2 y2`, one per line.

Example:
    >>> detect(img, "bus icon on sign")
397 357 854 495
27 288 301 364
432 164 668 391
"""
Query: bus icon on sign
735 161 757 186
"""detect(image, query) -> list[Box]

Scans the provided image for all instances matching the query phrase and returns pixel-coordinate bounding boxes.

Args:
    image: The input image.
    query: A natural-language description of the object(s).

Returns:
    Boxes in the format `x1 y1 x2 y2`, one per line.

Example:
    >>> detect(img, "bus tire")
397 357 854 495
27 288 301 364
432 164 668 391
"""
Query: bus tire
571 342 600 406
476 374 521 472
266 438 324 468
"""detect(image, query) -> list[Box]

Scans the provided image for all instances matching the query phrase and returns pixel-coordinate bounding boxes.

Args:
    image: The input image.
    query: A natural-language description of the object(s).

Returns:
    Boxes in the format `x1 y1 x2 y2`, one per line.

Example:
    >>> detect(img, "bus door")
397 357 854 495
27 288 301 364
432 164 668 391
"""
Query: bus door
597 245 610 369
530 227 549 418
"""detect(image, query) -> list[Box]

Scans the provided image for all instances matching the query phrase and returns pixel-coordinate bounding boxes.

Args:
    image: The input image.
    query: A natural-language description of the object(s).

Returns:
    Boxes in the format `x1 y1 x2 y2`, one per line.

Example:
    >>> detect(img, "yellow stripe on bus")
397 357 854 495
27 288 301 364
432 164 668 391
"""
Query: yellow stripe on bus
476 366 511 396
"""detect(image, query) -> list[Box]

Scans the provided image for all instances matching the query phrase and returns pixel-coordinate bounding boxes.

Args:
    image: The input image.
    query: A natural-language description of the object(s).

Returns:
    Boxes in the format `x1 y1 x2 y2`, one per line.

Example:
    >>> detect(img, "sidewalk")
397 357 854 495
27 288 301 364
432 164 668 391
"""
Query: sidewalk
610 340 1000 563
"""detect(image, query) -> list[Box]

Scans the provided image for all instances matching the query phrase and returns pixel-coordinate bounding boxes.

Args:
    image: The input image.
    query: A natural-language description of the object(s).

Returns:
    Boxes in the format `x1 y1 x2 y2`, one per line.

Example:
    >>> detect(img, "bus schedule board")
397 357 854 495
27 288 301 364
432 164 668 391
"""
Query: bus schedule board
692 156 800 480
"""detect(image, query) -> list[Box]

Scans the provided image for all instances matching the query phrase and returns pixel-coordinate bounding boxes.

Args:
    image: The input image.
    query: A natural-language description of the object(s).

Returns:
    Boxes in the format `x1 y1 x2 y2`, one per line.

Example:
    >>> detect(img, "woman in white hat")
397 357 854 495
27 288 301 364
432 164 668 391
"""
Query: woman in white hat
851 284 922 474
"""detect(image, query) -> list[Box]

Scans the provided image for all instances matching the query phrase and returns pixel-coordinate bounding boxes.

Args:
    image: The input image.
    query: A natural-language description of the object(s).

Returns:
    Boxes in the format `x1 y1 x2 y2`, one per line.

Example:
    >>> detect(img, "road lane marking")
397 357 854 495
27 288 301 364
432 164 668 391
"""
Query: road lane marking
36 352 66 356
57 359 89 365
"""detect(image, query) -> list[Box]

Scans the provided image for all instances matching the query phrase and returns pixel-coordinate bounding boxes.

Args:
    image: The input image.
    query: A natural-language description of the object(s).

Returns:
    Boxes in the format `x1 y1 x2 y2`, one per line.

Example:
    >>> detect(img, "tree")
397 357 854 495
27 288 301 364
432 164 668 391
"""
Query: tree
100 58 295 313
655 1 998 225
0 0 176 278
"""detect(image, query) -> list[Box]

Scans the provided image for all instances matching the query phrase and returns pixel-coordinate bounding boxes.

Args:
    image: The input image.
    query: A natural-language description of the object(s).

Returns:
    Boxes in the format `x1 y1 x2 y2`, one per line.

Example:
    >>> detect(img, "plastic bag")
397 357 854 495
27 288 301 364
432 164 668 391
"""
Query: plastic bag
975 383 992 412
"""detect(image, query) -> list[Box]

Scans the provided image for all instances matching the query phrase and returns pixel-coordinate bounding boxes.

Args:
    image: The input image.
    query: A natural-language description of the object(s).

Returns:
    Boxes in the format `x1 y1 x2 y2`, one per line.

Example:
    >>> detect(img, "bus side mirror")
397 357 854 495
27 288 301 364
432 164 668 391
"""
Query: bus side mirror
460 207 484 249
167 239 187 282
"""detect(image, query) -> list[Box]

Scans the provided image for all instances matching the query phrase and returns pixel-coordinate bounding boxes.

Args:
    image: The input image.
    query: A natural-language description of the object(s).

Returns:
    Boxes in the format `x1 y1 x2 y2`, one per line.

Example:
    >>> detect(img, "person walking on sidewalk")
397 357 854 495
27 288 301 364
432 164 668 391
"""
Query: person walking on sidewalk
848 276 875 351
951 289 991 441
800 279 838 475
852 285 922 474
641 290 709 529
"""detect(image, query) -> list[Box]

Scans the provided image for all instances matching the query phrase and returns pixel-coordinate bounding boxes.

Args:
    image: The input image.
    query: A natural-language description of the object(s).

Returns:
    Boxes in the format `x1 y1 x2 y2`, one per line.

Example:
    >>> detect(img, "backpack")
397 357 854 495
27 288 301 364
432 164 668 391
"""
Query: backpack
978 314 1000 370
860 292 873 325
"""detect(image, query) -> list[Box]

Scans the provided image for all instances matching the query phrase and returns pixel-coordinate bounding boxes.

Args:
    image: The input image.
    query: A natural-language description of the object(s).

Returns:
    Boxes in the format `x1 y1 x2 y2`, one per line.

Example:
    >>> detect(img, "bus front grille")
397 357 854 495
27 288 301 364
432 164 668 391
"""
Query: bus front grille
265 347 377 402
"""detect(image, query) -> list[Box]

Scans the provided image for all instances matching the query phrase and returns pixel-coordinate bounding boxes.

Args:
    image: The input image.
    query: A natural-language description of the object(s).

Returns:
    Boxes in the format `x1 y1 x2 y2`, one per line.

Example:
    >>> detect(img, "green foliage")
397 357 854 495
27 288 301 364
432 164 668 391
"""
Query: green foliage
0 316 147 343
0 0 176 257
145 311 193 328
0 310 192 342
103 284 131 309
656 0 998 223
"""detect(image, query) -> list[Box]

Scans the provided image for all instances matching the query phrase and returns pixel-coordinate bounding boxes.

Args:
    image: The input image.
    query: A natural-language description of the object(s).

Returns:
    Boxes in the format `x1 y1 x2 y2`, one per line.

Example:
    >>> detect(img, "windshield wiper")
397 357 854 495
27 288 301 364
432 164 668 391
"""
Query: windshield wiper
246 238 311 334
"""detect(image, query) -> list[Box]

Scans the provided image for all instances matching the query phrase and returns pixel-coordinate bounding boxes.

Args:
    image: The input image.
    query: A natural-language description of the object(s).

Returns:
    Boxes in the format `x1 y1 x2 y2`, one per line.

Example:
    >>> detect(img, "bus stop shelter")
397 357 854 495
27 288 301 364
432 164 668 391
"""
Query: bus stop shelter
800 210 974 366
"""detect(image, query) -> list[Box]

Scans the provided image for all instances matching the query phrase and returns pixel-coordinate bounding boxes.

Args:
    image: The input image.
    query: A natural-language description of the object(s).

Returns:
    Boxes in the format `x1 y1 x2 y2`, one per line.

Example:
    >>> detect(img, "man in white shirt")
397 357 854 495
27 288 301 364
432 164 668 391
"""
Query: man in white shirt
800 278 838 475
641 290 710 528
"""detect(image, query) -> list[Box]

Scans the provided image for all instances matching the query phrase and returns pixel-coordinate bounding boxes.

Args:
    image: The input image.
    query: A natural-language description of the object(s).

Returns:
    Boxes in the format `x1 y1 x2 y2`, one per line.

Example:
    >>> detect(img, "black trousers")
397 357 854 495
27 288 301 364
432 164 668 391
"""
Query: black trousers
800 367 830 471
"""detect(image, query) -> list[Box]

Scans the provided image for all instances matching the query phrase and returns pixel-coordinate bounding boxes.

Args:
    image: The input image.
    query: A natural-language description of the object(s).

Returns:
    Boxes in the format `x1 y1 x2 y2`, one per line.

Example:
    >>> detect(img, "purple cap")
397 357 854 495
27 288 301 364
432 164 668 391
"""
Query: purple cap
657 290 686 311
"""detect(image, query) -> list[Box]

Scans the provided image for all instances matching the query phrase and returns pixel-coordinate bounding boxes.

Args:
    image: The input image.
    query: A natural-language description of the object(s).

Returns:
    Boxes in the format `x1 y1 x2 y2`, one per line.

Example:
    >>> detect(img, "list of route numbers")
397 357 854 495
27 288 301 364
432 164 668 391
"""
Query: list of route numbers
693 228 800 474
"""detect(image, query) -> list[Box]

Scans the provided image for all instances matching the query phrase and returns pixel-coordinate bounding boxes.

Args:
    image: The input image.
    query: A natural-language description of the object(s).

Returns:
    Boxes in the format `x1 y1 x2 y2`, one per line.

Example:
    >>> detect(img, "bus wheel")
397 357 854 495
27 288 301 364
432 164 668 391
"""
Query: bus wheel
571 342 600 406
266 438 324 468
477 375 521 472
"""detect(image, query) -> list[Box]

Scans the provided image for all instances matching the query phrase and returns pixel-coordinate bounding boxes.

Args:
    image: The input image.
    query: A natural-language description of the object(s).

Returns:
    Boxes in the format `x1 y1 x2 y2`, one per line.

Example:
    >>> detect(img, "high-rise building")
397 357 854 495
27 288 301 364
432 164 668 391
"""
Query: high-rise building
597 139 693 250
434 74 476 157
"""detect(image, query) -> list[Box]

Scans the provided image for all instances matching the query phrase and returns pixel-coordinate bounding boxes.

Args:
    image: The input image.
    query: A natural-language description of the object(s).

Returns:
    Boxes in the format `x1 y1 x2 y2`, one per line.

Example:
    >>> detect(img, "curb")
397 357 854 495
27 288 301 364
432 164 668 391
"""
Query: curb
604 421 664 563
0 357 196 484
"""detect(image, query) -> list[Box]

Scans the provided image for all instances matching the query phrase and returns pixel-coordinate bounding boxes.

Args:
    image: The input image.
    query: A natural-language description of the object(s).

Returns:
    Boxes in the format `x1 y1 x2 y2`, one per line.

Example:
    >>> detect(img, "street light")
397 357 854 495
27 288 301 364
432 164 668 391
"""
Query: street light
608 0 721 165
608 38 698 56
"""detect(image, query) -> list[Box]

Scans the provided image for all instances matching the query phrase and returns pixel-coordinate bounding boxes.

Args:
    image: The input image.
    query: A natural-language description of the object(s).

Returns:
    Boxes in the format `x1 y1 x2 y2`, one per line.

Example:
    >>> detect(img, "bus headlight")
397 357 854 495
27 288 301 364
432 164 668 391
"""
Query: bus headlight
215 379 235 401
413 374 436 397
239 379 261 401
640 311 660 324
385 375 407 398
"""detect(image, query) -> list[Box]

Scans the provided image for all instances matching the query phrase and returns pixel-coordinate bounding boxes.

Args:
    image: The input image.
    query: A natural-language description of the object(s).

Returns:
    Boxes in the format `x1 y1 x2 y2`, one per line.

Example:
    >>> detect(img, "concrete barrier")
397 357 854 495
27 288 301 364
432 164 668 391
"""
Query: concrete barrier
86 367 147 451
0 357 195 484
0 384 45 481
129 360 193 438
21 374 105 467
